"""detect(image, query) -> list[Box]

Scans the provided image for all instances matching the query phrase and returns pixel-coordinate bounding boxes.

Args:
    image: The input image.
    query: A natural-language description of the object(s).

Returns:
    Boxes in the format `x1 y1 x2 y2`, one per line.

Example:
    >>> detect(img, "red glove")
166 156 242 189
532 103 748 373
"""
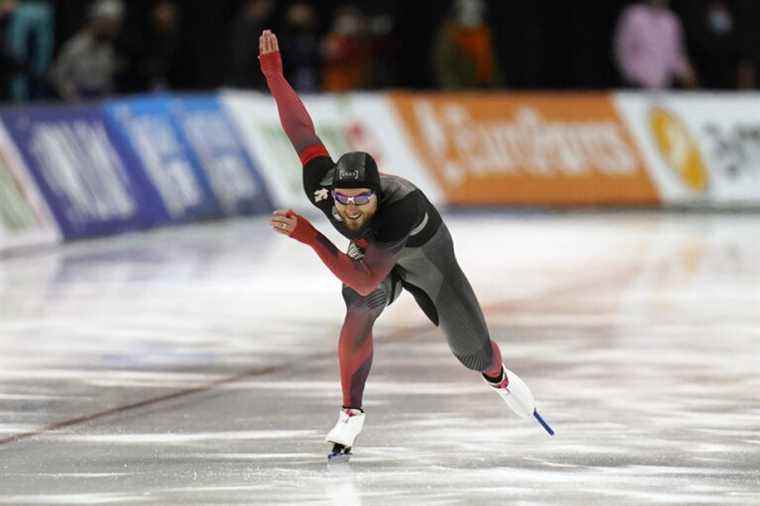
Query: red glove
285 210 318 245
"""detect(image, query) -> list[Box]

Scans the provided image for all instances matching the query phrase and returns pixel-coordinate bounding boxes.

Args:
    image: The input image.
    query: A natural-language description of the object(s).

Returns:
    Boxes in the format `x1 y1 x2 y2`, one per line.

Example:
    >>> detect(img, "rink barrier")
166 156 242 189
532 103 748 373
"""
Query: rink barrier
0 93 275 250
2 91 760 252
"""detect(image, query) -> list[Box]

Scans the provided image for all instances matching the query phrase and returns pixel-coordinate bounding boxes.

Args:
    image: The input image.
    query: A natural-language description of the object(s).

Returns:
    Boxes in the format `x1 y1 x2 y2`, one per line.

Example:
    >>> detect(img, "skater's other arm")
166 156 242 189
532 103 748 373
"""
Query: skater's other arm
259 30 329 166
270 210 404 296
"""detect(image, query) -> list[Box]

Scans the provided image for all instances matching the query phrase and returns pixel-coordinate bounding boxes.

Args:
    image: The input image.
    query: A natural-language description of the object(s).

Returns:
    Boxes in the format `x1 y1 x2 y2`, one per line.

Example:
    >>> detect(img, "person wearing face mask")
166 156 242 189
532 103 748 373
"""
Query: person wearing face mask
49 0 125 101
614 0 698 89
433 0 501 90
259 30 552 462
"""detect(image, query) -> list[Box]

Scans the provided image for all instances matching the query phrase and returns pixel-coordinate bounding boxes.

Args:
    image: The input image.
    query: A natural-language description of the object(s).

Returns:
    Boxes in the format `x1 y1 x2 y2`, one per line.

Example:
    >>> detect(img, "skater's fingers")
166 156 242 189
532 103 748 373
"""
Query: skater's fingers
260 30 278 54
271 213 296 223
270 216 295 227
270 220 292 235
260 30 272 54
270 215 296 235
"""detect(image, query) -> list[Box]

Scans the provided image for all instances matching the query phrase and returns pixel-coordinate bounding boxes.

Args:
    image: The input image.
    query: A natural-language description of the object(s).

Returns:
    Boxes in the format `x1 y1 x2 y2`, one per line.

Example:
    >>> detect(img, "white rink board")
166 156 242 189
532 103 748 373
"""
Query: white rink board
221 91 443 210
616 92 760 206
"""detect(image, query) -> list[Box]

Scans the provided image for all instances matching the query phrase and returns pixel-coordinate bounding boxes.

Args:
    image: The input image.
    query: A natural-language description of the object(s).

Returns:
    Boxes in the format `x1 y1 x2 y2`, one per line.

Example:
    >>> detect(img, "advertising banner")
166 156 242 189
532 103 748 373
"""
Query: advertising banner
0 122 59 252
615 93 760 206
221 91 442 210
389 92 660 206
104 96 224 222
166 95 273 216
0 105 162 239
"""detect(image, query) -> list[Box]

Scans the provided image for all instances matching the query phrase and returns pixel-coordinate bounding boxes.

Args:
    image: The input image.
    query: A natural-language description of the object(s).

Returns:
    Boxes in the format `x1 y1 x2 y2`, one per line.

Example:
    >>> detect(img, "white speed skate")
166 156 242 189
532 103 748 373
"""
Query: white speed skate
484 365 555 436
325 408 365 462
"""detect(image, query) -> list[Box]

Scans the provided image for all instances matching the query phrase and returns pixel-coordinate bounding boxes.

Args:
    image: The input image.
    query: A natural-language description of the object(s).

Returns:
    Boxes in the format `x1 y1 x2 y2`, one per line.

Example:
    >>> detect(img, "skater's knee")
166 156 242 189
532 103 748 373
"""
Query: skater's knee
342 284 388 317
452 345 494 372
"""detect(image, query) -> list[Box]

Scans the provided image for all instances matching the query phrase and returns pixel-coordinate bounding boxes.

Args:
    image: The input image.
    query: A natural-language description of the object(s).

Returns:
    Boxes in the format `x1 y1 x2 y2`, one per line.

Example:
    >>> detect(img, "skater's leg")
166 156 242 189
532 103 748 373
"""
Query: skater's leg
395 223 502 375
338 274 399 408
326 276 399 456
482 340 503 380
396 225 552 432
338 303 377 409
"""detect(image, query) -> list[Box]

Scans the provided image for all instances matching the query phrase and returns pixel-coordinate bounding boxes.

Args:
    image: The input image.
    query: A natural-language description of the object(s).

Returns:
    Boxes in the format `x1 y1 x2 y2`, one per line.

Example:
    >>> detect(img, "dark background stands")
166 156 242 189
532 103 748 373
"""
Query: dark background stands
2 0 759 102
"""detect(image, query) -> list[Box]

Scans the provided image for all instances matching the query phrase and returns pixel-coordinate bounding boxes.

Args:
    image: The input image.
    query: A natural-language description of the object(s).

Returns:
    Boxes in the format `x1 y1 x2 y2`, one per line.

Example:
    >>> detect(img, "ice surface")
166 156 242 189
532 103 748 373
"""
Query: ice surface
0 212 758 505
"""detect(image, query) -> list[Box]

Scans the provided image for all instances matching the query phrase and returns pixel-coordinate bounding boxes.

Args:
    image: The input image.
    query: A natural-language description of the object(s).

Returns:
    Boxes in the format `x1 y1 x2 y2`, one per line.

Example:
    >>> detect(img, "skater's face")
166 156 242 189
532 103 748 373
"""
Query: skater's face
333 187 377 231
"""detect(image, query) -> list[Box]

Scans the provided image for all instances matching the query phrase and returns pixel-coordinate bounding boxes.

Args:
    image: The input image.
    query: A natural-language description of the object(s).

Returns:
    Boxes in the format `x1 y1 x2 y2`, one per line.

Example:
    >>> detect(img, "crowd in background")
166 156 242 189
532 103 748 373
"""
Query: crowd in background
1 0 760 103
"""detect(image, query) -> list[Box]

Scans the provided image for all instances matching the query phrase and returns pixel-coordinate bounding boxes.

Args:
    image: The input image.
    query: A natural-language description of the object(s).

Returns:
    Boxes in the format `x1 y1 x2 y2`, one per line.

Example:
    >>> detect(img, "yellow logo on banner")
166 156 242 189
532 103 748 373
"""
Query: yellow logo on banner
649 107 708 192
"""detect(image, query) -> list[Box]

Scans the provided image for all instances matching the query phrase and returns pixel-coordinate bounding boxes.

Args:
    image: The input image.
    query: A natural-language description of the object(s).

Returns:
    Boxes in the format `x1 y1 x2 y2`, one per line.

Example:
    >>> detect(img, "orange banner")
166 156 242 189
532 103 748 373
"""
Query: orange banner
390 92 659 205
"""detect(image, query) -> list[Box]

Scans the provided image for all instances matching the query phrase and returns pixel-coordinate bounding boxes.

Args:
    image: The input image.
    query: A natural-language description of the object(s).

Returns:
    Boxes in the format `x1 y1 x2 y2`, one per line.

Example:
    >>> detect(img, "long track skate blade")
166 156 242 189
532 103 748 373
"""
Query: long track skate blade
533 409 555 436
327 443 351 463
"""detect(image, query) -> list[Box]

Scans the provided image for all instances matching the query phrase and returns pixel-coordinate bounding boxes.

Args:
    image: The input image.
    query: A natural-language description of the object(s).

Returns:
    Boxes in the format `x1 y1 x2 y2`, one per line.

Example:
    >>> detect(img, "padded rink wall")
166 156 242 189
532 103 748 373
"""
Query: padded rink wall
2 90 759 253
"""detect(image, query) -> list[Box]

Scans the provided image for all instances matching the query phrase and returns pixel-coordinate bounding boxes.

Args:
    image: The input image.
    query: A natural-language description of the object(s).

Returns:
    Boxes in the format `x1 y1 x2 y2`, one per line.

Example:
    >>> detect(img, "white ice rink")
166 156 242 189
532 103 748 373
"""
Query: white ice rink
0 211 758 505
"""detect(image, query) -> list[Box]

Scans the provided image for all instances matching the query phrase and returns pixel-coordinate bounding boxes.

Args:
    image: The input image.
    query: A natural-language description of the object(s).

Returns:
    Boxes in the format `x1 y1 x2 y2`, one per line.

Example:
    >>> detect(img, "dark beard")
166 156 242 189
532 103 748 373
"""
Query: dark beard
340 222 370 240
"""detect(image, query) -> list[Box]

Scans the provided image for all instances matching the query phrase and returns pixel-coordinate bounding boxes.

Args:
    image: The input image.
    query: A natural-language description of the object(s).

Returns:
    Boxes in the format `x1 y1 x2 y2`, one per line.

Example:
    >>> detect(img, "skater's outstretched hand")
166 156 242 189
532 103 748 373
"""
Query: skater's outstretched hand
259 30 283 77
259 29 279 55
270 209 317 244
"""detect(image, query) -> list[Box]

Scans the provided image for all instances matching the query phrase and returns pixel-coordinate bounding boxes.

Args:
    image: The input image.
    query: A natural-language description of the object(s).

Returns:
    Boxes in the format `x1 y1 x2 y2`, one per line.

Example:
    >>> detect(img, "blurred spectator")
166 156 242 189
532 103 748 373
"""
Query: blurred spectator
736 0 760 89
1 0 53 102
142 0 181 91
432 0 501 90
227 0 274 90
280 1 320 92
321 5 371 92
684 1 740 89
50 0 125 101
614 0 697 89
367 12 398 88
0 0 23 101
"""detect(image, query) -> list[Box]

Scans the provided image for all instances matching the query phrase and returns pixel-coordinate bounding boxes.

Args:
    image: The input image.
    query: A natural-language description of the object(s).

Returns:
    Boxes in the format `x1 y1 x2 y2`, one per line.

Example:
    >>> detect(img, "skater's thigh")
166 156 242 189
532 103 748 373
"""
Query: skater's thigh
341 273 401 315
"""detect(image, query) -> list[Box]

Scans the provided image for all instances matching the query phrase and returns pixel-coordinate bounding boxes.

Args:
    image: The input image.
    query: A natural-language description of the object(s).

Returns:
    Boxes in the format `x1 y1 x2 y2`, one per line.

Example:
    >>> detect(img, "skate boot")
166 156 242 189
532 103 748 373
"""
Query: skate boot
484 365 555 436
325 407 365 462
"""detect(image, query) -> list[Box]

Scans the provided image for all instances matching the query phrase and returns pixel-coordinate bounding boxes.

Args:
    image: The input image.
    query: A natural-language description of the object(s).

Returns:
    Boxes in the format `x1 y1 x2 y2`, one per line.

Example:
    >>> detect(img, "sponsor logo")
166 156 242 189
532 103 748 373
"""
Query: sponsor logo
347 242 365 260
702 122 760 183
648 106 708 193
314 188 329 203
338 167 361 181
412 102 639 186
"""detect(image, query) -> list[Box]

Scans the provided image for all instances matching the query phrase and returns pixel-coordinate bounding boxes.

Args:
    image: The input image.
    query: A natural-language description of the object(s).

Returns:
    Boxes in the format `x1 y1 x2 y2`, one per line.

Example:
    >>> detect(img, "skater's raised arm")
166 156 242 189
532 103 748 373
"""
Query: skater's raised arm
259 30 329 166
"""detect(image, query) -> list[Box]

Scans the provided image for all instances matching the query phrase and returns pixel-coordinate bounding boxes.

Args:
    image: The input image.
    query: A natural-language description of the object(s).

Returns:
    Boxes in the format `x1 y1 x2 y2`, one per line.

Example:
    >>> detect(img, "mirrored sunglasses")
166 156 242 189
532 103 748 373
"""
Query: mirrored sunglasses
332 190 375 206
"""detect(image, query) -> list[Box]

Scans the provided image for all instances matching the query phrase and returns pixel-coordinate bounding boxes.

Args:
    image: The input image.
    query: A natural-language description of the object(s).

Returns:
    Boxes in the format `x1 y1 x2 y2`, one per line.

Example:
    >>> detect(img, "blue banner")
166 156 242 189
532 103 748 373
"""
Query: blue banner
167 94 273 216
103 95 224 223
0 93 274 242
0 105 166 239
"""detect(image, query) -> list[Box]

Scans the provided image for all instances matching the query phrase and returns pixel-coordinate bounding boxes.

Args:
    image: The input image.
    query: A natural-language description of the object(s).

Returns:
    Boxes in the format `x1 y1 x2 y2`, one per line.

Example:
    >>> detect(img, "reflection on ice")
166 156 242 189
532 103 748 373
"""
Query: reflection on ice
0 213 759 505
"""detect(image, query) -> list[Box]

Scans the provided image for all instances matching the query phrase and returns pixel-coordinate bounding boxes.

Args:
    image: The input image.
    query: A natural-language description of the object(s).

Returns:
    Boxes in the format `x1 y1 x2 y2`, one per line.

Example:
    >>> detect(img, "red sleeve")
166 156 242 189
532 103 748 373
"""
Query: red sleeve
260 51 329 165
287 212 402 296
